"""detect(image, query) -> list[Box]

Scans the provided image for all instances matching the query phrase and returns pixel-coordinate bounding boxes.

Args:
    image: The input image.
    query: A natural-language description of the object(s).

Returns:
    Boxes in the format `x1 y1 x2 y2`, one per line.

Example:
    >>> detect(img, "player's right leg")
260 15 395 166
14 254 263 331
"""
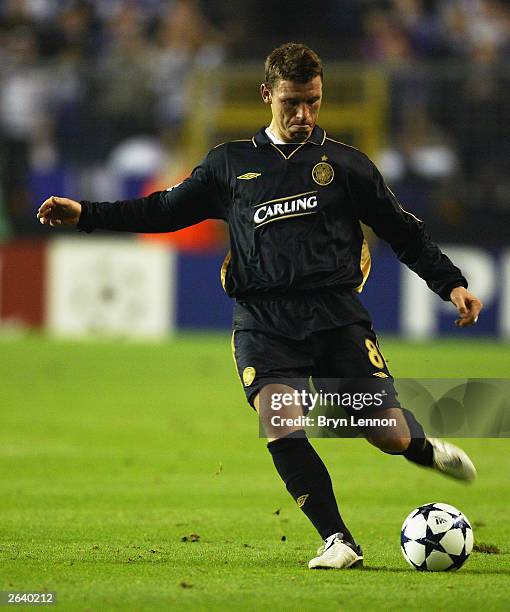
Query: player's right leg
254 385 363 569
231 327 362 569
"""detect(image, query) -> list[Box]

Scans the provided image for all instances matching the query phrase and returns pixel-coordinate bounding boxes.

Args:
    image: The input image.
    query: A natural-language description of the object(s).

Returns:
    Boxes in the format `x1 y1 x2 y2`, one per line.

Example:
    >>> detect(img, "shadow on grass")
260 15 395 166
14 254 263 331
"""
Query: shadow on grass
363 566 510 575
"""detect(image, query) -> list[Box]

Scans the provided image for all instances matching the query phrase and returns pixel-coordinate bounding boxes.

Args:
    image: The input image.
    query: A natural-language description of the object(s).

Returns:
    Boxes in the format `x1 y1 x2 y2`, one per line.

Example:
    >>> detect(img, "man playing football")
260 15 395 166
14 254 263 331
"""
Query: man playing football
37 43 483 569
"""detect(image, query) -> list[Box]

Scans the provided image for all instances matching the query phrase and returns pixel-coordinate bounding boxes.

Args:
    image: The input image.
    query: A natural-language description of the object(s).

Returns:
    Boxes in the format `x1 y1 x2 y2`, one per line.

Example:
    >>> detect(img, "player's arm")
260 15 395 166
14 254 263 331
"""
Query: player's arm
37 157 225 233
351 158 482 327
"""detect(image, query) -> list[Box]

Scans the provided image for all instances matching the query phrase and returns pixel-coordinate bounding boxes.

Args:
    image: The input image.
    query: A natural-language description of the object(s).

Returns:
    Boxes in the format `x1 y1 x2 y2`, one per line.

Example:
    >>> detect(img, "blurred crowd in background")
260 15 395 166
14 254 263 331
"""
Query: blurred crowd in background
0 0 509 245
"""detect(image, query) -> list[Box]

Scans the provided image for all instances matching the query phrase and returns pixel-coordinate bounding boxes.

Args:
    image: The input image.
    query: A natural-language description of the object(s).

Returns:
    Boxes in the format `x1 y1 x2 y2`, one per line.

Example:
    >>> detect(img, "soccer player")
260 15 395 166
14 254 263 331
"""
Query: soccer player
37 43 483 570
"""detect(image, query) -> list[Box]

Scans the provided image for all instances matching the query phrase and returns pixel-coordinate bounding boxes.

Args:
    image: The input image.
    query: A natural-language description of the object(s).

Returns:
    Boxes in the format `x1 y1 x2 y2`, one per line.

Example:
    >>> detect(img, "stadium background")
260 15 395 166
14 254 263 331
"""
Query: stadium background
0 0 509 338
1 2 509 610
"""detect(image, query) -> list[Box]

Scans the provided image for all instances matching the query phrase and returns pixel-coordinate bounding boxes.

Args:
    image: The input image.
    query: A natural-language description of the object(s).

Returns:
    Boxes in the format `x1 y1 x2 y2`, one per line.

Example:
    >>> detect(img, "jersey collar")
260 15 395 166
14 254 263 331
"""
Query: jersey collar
252 125 326 148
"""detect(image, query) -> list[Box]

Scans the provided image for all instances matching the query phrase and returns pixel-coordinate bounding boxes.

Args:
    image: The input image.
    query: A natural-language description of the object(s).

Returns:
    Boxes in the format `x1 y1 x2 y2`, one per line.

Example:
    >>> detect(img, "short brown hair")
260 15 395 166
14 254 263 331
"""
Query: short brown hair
264 42 323 90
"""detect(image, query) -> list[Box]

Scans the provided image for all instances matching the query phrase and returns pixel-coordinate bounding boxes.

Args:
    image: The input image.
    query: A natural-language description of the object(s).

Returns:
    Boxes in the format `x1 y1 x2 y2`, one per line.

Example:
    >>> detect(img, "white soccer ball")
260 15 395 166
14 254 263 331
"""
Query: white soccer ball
401 502 474 571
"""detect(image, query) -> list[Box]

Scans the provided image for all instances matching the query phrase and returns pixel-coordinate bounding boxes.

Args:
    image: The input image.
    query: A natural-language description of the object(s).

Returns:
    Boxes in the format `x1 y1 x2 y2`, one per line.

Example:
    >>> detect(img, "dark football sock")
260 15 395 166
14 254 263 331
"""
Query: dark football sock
267 430 354 543
402 408 434 467
384 409 434 467
403 437 434 467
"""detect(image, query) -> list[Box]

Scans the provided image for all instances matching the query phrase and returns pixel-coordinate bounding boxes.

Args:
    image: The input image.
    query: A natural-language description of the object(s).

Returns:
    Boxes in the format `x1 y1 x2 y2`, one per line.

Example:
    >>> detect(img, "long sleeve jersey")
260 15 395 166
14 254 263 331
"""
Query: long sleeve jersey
78 125 467 301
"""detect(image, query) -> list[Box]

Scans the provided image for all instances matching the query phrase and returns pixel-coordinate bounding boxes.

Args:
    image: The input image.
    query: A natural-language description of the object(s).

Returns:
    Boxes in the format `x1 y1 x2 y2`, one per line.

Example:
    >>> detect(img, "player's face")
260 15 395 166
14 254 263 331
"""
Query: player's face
261 76 322 143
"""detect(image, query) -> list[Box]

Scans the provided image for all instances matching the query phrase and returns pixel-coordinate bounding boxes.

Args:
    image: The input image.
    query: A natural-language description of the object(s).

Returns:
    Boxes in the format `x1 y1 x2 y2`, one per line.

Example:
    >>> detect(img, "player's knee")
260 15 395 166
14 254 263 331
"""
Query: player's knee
364 407 411 453
367 432 411 454
381 435 411 454
255 384 305 440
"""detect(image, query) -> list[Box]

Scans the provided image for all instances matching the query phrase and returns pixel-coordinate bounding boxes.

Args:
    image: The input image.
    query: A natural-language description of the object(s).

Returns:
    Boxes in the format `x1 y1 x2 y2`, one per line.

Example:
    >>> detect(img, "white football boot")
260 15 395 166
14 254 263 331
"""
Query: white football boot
429 438 477 482
308 533 363 569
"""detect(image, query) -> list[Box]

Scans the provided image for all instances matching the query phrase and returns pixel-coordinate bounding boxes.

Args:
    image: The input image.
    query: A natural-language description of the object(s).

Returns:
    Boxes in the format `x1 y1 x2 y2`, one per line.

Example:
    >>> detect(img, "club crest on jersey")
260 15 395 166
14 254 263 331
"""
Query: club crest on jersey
253 191 318 228
312 161 334 186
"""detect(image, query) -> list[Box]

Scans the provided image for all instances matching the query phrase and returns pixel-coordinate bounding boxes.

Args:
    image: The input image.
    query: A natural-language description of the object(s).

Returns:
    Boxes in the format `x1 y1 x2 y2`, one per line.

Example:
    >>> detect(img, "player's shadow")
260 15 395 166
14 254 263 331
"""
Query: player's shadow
361 567 412 574
364 566 510 575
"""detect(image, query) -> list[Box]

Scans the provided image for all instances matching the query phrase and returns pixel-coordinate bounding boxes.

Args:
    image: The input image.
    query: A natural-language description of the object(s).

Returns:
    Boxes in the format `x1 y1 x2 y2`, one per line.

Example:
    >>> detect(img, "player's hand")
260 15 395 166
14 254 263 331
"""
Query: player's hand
37 196 81 228
450 286 483 328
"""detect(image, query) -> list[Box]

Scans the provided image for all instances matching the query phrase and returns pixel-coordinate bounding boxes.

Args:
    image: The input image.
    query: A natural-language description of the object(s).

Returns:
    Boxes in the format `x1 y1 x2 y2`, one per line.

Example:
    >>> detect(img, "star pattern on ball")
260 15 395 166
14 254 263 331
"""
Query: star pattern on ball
401 503 473 571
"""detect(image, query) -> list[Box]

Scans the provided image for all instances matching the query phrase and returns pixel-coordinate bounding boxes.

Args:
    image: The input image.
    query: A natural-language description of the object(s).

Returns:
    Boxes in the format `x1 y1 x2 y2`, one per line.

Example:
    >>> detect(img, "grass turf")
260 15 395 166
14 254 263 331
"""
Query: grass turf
0 335 509 610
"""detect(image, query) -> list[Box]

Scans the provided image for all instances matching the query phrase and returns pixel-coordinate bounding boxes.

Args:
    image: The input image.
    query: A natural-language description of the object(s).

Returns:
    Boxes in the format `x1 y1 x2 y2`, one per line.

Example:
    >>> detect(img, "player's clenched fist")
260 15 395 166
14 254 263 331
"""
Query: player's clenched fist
450 286 483 327
37 196 81 227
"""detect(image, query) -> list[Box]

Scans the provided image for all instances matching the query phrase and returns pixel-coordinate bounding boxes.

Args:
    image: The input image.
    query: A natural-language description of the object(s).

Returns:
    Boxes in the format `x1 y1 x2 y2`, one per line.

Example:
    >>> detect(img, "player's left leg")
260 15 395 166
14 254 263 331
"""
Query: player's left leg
314 322 476 481
361 405 430 463
363 407 477 481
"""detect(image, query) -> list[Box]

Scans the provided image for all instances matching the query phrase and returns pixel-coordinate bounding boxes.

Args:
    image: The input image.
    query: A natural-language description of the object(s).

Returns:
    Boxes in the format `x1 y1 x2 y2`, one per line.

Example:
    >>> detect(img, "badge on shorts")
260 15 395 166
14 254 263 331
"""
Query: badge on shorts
312 159 334 186
243 366 256 387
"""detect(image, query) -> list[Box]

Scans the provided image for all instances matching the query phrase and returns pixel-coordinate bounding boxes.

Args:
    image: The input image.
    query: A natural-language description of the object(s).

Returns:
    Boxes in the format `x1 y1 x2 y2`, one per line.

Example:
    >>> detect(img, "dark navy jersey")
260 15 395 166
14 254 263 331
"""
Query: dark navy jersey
78 125 467 302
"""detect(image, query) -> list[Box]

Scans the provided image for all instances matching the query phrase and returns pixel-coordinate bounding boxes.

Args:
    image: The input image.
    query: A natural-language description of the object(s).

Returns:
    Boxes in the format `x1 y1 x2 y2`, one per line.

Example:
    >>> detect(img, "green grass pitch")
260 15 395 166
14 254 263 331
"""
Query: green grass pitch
1 335 509 610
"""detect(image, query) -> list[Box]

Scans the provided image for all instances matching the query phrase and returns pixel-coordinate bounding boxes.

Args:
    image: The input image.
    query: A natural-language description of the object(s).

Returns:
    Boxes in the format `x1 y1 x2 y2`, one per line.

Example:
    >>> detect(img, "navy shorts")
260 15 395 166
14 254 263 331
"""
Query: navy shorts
232 318 399 413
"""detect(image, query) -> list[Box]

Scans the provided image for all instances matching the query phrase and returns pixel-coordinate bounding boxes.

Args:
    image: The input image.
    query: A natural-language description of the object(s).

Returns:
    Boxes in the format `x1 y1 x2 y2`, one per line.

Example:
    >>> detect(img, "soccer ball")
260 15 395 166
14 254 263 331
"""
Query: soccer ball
401 502 474 571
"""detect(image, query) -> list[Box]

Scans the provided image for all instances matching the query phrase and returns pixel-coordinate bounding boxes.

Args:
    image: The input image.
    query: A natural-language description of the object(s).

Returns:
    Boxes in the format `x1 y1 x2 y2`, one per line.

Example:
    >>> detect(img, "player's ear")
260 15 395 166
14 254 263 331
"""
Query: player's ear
260 83 272 104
